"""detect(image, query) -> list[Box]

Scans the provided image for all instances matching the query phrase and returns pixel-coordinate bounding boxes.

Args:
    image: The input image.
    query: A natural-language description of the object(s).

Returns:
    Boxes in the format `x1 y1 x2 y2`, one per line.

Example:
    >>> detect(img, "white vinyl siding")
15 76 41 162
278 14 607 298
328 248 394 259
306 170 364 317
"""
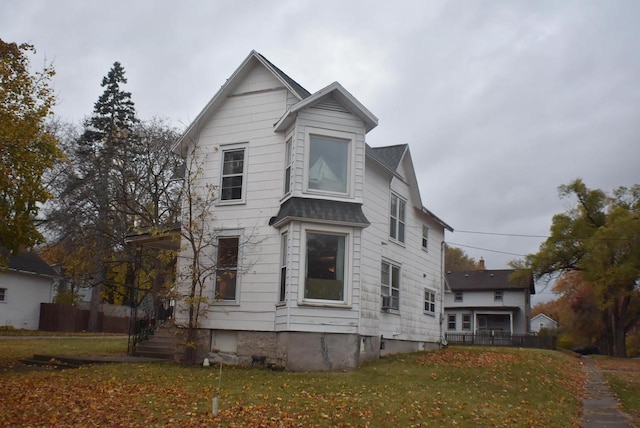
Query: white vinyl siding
424 289 436 315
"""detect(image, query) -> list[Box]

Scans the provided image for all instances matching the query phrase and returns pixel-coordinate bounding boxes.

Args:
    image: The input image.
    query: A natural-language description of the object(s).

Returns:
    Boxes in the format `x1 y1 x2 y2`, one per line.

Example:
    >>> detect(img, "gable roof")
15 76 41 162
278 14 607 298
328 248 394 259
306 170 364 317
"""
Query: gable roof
2 249 56 278
446 269 535 293
269 197 370 228
531 313 558 324
366 144 453 232
366 144 407 172
172 50 310 156
274 81 378 133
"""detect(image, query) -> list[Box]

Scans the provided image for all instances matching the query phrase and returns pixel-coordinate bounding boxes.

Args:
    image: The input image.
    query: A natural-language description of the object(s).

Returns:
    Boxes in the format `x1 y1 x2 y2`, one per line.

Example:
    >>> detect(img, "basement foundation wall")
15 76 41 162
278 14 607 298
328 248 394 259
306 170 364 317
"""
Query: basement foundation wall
202 329 441 371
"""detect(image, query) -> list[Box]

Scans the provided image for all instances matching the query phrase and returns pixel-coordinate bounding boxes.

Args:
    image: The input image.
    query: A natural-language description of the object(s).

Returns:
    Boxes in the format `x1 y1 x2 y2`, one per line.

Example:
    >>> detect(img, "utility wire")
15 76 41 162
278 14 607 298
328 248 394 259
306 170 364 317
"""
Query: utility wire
445 241 527 258
454 230 549 239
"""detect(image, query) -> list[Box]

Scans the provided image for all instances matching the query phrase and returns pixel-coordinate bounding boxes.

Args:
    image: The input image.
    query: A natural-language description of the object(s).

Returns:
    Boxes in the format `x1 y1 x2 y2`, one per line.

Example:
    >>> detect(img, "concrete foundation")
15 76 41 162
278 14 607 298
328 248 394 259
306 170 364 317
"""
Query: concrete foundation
201 329 440 371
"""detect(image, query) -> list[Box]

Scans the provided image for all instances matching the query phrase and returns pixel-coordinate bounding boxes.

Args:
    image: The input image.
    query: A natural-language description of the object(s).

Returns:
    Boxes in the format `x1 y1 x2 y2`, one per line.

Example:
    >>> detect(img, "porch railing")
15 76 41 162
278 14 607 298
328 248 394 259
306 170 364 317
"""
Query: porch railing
445 332 556 350
127 298 173 354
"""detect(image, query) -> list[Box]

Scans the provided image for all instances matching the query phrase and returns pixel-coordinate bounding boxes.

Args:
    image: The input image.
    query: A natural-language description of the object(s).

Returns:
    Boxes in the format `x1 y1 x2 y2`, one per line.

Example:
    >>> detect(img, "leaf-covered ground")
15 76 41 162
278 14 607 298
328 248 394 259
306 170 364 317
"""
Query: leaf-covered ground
595 356 640 425
0 347 585 427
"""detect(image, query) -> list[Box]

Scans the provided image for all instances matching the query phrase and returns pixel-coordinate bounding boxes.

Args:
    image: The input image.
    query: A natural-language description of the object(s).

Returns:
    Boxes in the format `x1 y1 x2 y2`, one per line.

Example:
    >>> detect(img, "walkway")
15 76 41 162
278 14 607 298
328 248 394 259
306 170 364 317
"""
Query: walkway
582 356 634 427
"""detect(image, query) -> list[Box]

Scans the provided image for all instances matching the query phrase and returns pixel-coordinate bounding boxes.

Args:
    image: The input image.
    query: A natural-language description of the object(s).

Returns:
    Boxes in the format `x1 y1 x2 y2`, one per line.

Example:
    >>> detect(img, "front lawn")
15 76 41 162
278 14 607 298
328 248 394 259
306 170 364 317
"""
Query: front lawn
0 346 585 427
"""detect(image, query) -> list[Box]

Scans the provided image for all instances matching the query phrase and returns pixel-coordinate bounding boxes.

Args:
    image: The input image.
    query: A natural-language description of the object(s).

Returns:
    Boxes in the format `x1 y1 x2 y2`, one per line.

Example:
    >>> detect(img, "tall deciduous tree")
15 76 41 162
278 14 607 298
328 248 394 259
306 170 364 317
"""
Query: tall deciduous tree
524 179 640 357
445 246 481 271
0 39 62 260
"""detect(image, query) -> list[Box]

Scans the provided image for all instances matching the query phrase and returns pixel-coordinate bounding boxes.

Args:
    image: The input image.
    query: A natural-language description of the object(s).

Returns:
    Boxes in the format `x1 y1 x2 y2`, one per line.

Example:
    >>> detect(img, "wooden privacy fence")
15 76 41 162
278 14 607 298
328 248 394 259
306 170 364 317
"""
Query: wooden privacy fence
39 303 130 333
445 332 556 350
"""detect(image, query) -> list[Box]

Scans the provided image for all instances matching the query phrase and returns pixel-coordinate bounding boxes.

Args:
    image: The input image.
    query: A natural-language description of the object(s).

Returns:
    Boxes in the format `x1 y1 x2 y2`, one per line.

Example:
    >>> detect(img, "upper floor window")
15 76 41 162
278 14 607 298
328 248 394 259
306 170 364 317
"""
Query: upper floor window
494 290 503 302
215 236 240 301
304 231 346 302
381 260 400 310
424 288 436 314
422 226 429 250
454 291 463 302
284 138 292 195
0 288 6 302
220 146 247 203
390 194 406 243
308 135 350 194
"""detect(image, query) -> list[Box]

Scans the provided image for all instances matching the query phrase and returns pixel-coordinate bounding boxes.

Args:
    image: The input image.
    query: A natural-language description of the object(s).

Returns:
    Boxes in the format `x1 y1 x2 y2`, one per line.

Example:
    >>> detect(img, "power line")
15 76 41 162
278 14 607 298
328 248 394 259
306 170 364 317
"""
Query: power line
445 241 527 257
454 230 549 239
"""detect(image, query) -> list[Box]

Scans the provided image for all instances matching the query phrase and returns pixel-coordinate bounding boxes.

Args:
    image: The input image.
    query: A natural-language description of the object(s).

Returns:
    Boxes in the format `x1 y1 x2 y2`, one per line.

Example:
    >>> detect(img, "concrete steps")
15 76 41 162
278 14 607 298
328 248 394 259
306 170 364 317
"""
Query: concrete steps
131 326 177 360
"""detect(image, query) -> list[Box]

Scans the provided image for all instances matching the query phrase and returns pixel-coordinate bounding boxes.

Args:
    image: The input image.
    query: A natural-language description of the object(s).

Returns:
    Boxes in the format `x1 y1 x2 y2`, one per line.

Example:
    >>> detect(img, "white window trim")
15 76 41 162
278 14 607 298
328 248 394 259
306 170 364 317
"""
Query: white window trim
0 287 6 303
218 143 248 205
298 223 353 308
283 137 293 196
447 314 457 331
213 229 244 305
278 232 288 304
424 288 436 315
462 313 471 330
454 291 463 302
381 258 401 311
494 290 503 302
302 127 355 198
421 225 429 252
389 192 406 245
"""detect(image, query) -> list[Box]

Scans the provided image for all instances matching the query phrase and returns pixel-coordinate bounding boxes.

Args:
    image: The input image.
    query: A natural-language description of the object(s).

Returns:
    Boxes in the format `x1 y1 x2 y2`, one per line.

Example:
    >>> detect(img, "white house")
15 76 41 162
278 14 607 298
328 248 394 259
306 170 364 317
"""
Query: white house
172 51 452 370
531 313 558 333
0 250 56 330
444 260 535 336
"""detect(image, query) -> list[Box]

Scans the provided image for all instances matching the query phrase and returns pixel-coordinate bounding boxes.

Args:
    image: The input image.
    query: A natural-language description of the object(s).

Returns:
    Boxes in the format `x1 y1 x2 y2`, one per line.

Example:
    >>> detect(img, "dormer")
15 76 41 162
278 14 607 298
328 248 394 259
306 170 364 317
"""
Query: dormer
275 82 378 204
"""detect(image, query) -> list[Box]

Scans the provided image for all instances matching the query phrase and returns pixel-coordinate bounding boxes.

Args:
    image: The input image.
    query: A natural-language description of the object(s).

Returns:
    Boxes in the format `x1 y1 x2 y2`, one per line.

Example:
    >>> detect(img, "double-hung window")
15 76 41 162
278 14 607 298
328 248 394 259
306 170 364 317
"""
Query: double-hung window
220 146 247 202
462 314 471 330
424 288 436 314
304 232 346 302
215 236 240 301
381 260 400 310
279 233 288 302
284 138 292 194
448 314 456 330
454 291 463 302
494 290 503 302
422 226 429 251
307 134 350 195
0 288 6 302
390 194 406 243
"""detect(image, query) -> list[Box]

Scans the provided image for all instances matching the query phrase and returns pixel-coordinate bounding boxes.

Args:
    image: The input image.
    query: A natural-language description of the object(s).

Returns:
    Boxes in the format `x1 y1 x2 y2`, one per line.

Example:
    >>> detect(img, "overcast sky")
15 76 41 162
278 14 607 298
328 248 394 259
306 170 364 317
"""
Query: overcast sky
3 0 639 301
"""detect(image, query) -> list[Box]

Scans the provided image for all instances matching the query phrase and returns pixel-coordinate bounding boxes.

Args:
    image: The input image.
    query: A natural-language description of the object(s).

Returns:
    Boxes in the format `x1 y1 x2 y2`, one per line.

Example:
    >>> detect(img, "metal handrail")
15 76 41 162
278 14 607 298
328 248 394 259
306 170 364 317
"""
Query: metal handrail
127 298 172 354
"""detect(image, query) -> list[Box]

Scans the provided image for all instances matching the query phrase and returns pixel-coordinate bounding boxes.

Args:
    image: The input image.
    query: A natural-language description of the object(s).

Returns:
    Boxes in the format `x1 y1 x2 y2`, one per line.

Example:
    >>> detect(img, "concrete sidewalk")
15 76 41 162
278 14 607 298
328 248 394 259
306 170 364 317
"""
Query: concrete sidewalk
581 356 634 427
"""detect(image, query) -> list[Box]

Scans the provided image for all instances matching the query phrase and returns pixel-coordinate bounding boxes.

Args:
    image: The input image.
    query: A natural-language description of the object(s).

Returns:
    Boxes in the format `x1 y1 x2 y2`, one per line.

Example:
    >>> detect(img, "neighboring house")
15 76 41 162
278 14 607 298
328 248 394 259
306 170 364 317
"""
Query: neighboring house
444 260 534 336
172 51 452 370
0 250 56 330
531 313 558 333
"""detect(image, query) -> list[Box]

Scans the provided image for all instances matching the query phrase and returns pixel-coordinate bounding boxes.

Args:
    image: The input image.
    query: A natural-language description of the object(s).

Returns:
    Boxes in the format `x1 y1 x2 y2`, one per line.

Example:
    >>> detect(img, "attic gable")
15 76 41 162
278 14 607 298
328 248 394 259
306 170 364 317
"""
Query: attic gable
173 50 309 156
274 81 378 133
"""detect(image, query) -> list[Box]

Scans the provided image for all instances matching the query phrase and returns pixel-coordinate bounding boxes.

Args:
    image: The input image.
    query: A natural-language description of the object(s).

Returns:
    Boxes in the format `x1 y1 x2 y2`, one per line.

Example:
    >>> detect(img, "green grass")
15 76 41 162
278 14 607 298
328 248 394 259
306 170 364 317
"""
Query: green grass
0 345 585 427
0 337 128 365
596 357 640 425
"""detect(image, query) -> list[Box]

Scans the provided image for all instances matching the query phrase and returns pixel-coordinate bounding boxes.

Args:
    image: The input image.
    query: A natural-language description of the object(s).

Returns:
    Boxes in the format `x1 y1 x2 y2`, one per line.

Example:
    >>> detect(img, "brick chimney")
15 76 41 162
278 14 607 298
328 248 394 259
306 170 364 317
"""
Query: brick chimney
478 257 485 270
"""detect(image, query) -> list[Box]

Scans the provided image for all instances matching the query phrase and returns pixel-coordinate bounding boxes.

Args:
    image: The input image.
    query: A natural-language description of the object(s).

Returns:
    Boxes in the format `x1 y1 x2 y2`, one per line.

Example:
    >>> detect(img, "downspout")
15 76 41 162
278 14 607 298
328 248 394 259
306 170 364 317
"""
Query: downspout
440 241 446 346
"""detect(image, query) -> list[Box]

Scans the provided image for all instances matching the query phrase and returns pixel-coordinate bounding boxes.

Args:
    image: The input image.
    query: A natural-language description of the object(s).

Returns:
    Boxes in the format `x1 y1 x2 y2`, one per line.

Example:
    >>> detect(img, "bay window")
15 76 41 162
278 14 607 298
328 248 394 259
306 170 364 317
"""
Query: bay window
304 231 346 302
